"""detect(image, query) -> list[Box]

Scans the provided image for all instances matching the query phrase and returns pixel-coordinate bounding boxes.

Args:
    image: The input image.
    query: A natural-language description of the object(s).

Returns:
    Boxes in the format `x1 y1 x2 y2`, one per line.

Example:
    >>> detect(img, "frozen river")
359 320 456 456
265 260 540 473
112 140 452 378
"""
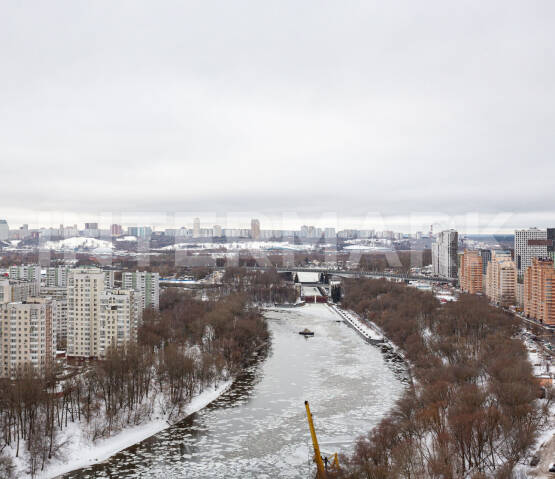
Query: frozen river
64 304 403 478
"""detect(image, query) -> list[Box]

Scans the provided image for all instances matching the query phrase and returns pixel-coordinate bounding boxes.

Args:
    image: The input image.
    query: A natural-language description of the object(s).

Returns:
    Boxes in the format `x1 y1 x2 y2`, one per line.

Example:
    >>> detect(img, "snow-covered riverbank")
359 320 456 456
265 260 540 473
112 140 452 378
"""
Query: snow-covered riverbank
11 380 232 479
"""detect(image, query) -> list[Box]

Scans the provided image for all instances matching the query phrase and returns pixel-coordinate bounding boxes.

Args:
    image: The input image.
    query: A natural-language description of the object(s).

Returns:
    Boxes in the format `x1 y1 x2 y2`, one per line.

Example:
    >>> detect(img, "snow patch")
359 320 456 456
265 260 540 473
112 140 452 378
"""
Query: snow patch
162 241 332 252
43 237 114 252
116 236 138 242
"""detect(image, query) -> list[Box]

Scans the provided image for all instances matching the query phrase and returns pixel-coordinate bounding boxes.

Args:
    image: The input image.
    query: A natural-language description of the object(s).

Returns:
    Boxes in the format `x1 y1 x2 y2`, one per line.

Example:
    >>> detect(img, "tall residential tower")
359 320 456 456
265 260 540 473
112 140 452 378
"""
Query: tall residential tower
432 230 458 279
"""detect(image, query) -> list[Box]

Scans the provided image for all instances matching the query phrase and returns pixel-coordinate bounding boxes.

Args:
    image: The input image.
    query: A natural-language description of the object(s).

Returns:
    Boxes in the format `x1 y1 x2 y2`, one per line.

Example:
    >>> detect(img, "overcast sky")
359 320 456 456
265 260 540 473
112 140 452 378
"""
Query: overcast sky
1 1 554 231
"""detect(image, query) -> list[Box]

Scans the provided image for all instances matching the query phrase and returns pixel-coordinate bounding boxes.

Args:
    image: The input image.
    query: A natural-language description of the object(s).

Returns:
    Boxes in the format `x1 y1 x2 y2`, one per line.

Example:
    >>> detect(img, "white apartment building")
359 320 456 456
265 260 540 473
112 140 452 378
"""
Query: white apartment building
515 228 548 278
104 270 115 289
46 266 71 287
98 289 142 357
0 279 38 303
122 271 159 310
0 280 10 303
0 298 57 378
432 230 459 279
40 286 67 301
9 265 41 290
67 268 106 358
40 287 68 345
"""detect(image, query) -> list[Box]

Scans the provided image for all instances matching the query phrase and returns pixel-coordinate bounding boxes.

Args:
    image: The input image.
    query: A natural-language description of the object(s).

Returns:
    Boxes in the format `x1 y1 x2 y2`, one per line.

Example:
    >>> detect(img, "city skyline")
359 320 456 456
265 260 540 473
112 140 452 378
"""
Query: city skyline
0 213 552 235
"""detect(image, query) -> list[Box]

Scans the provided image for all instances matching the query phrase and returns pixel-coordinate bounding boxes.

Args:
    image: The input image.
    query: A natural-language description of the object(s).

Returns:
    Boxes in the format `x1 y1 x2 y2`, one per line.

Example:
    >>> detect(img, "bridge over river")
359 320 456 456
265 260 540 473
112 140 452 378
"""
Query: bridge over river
214 266 457 285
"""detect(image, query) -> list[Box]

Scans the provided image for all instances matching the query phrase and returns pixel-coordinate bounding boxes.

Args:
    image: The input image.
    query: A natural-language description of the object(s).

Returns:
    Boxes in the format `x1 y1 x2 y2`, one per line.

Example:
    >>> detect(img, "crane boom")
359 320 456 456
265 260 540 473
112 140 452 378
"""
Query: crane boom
305 400 326 478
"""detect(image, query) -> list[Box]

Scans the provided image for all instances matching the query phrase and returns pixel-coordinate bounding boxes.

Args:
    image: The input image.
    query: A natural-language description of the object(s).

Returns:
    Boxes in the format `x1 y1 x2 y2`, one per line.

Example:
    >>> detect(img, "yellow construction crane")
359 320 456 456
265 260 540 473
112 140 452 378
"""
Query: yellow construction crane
304 400 339 478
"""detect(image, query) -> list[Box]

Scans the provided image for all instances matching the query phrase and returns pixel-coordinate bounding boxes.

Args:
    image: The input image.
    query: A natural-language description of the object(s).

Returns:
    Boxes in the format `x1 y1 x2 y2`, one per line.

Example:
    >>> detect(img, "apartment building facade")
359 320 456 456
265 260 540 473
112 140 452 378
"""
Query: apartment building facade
524 257 555 325
0 278 39 303
122 271 159 310
67 268 106 358
98 289 142 357
9 264 41 283
485 251 517 306
459 250 483 294
0 298 57 378
46 266 71 288
39 287 67 347
515 228 548 278
432 230 459 279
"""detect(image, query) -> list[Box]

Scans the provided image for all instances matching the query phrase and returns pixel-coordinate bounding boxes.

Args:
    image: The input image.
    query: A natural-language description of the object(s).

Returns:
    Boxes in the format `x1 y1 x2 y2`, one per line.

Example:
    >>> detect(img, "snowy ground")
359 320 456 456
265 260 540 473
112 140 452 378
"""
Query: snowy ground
162 241 334 251
520 330 555 477
329 304 383 341
42 237 114 252
9 380 232 479
115 236 138 242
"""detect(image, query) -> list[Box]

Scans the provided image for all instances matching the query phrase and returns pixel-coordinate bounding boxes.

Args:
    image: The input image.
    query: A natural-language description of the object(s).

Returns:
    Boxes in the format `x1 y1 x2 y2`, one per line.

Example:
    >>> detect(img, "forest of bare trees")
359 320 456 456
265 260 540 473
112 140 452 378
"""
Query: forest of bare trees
221 267 297 304
0 291 268 478
333 279 549 479
358 250 432 274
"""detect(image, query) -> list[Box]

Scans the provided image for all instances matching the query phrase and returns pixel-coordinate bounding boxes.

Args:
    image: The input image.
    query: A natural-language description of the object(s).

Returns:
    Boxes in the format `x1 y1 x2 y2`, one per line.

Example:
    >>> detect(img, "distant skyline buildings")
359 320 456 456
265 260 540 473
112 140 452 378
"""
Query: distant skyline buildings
0 220 8 241
3 212 555 235
2 215 555 246
251 219 261 240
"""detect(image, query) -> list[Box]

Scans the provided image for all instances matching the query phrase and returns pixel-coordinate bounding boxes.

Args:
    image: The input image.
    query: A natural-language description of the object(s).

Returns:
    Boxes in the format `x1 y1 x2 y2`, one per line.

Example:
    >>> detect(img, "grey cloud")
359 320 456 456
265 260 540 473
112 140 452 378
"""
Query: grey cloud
1 0 554 228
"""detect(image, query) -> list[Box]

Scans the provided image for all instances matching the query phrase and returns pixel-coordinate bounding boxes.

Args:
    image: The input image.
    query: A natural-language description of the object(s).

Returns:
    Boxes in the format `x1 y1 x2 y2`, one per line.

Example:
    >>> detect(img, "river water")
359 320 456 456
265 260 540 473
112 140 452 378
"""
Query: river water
64 304 403 479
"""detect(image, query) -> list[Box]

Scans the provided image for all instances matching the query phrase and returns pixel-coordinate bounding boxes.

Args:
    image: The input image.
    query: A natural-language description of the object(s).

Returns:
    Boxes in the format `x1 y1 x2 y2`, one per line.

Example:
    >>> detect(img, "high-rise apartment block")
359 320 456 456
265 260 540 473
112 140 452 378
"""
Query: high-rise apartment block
111 224 123 236
67 268 106 358
515 228 549 278
485 251 517 306
40 287 68 345
479 249 492 276
127 226 152 239
548 228 555 262
432 230 458 278
83 223 100 238
98 289 142 356
0 297 57 378
104 270 115 289
0 278 39 303
46 266 70 287
122 271 160 310
193 218 201 238
0 280 10 304
9 264 41 285
459 250 483 294
251 219 261 240
524 257 555 325
67 268 144 359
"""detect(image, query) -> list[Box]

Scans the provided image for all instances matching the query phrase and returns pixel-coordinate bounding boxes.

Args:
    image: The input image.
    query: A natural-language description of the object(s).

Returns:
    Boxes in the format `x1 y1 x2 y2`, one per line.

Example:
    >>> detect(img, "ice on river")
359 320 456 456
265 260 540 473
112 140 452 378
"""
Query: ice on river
66 304 403 479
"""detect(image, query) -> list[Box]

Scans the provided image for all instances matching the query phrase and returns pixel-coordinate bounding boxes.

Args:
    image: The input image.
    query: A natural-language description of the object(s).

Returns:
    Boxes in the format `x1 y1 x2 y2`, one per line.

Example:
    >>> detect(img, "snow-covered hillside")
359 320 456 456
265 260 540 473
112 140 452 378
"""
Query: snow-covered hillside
43 237 114 253
162 241 332 251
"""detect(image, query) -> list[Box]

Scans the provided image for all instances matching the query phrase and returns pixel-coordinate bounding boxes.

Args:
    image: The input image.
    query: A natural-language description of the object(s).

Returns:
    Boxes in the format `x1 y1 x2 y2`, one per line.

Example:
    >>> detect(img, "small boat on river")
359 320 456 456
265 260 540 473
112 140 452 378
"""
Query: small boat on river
299 328 314 336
